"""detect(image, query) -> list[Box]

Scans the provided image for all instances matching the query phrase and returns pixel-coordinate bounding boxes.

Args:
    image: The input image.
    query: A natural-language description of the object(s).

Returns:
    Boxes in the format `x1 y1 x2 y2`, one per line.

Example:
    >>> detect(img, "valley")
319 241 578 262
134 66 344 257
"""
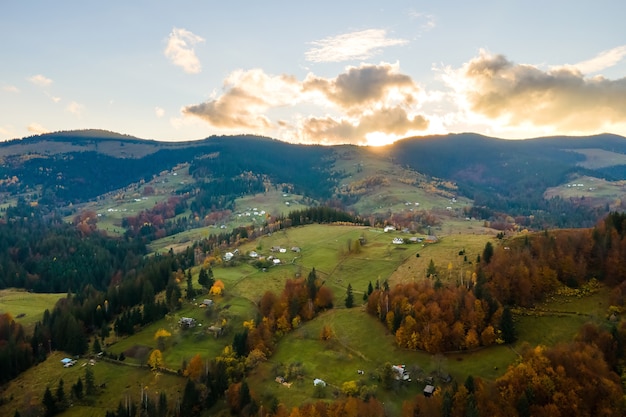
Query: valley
1 131 626 416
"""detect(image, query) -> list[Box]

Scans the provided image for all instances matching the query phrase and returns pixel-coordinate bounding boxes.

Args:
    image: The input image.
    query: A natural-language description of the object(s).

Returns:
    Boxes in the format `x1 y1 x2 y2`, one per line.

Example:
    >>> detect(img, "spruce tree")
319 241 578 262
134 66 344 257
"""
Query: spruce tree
500 306 516 343
42 386 56 417
345 284 354 308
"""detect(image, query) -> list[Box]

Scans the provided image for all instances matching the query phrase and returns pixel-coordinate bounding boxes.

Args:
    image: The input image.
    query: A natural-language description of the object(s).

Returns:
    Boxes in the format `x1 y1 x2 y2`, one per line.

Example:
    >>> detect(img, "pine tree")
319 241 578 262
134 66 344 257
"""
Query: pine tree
56 378 66 411
482 242 494 264
500 306 516 343
84 367 96 396
427 259 437 278
186 269 194 300
345 284 354 308
198 268 209 289
72 377 83 399
92 338 101 354
42 386 57 417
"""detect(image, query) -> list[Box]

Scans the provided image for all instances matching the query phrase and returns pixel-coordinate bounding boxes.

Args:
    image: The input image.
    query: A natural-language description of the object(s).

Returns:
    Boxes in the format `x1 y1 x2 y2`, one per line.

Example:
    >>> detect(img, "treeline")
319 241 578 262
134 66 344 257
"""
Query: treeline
283 206 368 226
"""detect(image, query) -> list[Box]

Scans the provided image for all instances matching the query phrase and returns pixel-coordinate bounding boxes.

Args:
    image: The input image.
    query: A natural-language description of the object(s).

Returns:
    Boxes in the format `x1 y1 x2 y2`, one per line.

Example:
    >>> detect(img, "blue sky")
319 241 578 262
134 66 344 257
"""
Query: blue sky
1 1 625 145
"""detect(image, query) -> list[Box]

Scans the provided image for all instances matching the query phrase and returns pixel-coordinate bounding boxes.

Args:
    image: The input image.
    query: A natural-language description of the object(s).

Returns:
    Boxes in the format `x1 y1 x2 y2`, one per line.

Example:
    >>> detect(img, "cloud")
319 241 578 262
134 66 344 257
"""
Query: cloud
155 107 165 118
442 50 626 135
183 69 301 130
28 74 52 87
408 11 436 31
164 27 204 74
305 29 408 63
182 62 428 145
574 45 626 74
303 62 419 111
66 101 84 116
27 123 49 135
2 85 19 93
300 106 428 145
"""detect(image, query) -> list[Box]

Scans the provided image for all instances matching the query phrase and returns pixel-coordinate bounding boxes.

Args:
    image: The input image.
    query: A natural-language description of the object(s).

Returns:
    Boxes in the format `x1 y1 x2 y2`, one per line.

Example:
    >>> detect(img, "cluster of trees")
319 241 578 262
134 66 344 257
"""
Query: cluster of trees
242 268 334 359
403 323 626 417
366 280 504 353
284 206 368 227
0 314 34 384
479 211 626 307
42 367 96 417
121 196 188 240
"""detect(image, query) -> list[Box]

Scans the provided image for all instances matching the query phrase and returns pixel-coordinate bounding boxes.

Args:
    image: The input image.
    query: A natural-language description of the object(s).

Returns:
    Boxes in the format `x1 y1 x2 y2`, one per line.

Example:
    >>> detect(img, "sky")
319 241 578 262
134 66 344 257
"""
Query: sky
1 1 625 146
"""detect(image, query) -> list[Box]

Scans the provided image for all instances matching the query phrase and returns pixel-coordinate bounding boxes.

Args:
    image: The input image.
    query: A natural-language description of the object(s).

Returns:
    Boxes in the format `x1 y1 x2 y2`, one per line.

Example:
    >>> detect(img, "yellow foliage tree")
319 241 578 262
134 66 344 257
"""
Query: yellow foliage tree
148 349 163 370
341 380 359 397
320 325 334 341
154 328 172 350
209 279 225 296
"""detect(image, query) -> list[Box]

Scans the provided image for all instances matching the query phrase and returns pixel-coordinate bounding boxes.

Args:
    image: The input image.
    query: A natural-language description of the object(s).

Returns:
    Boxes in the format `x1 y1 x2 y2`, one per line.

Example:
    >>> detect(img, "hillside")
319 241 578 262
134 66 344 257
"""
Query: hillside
1 130 625 238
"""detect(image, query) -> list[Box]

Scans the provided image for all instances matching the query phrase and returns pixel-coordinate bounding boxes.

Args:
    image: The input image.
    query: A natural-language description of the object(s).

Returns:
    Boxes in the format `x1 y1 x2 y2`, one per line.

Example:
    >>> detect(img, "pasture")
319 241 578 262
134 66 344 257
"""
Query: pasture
0 288 64 330
0 351 185 417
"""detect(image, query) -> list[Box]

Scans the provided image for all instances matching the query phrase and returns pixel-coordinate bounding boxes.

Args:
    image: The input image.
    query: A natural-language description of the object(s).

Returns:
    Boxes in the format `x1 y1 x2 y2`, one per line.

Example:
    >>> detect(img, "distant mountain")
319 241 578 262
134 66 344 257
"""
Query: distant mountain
1 130 625 228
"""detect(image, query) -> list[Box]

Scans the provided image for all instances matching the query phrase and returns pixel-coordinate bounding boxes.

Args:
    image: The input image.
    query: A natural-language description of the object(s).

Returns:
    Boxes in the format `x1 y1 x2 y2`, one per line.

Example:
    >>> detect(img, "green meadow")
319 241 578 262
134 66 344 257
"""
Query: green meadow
0 351 185 417
0 289 64 331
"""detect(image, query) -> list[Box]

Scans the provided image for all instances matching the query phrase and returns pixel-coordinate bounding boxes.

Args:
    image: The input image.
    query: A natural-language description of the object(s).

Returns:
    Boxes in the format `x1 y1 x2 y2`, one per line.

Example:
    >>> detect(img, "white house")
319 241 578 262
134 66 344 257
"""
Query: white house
384 226 396 232
392 237 404 245
313 379 326 387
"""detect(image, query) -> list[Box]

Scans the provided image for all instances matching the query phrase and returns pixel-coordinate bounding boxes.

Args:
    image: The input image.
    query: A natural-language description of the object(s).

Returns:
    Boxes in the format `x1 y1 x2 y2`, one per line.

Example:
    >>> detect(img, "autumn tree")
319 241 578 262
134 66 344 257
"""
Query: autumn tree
320 325 334 341
184 354 204 382
154 328 172 351
148 349 163 370
210 280 225 296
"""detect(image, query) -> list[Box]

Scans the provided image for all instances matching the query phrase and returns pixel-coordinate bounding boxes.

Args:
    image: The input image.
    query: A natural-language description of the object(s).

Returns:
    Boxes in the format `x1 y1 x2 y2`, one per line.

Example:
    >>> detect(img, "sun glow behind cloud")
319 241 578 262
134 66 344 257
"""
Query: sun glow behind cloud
182 62 430 145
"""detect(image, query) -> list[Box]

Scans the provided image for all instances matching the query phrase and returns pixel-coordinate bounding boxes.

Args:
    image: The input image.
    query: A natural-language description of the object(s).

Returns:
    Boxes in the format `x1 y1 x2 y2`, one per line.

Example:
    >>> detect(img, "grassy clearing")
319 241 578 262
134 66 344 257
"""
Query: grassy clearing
514 285 609 347
0 289 64 330
107 294 257 371
0 351 186 417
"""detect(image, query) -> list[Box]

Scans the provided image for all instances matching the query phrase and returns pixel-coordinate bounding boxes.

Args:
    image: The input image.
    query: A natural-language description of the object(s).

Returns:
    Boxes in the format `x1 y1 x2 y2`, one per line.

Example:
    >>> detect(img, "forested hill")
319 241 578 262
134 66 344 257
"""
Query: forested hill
1 130 626 226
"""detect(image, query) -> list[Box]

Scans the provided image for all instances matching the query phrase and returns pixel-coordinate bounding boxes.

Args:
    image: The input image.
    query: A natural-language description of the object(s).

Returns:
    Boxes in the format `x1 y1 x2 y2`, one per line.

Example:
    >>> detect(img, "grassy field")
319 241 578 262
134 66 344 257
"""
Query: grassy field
0 351 186 417
0 289 64 330
0 223 613 417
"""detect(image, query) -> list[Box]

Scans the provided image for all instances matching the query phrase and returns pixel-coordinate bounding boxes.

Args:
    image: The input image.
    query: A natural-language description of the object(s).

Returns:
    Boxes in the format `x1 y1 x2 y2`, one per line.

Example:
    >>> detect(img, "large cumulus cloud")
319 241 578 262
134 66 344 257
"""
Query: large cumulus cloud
182 63 429 145
444 50 626 134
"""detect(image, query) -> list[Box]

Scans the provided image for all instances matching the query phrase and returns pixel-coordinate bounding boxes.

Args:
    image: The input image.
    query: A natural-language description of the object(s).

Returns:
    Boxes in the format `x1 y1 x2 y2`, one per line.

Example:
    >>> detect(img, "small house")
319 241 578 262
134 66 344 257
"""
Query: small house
392 237 404 244
313 379 326 387
423 384 435 397
224 252 234 261
384 226 396 232
179 317 196 328
291 247 301 253
202 299 213 307
249 251 259 258
392 364 411 381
